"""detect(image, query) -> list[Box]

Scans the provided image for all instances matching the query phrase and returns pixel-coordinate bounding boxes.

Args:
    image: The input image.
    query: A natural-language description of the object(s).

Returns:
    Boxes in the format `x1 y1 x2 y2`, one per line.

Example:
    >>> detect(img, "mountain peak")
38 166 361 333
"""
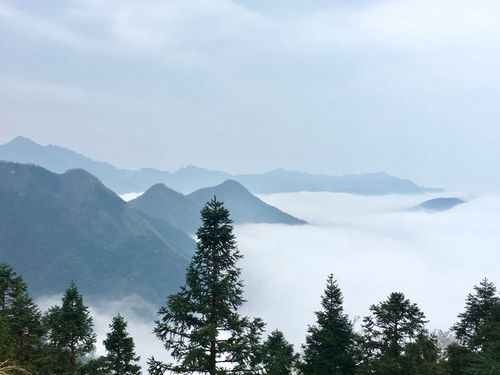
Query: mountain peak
6 136 38 147
218 179 248 191
142 183 183 198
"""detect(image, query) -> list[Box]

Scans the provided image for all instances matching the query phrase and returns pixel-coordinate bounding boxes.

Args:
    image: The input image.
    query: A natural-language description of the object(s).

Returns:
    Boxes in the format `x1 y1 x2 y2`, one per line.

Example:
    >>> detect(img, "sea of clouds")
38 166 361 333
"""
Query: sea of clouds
39 192 500 370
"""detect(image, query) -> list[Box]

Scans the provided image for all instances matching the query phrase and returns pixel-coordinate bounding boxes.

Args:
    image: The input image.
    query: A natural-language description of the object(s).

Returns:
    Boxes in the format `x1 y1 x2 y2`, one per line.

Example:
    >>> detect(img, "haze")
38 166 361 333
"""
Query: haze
1 0 500 191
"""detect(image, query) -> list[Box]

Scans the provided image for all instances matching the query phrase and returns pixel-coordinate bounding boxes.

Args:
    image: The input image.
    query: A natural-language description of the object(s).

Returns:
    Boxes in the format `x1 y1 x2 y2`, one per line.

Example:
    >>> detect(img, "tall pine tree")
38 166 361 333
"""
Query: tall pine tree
452 278 499 352
45 282 96 374
359 292 433 374
149 197 264 375
262 330 297 375
7 287 45 369
300 275 355 375
0 264 45 370
0 264 24 311
103 315 141 375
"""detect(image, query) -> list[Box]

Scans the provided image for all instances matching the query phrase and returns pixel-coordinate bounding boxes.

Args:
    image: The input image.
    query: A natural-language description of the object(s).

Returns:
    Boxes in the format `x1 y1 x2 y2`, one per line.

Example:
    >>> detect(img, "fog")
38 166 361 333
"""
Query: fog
39 192 500 371
238 192 500 348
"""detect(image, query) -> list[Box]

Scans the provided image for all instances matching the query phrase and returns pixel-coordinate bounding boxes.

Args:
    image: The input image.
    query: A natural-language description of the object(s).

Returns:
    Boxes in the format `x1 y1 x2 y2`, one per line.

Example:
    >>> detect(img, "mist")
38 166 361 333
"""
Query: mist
38 192 500 370
238 192 500 349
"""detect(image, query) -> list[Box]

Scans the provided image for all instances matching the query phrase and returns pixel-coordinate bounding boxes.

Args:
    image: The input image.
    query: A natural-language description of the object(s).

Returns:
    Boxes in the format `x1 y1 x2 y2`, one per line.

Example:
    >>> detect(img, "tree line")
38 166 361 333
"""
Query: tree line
1 198 499 374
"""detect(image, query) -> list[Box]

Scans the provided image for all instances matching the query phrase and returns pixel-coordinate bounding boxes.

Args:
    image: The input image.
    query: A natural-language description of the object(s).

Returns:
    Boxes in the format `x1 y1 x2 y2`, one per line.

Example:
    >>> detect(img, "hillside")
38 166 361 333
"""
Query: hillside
128 183 201 233
0 161 195 303
187 180 306 225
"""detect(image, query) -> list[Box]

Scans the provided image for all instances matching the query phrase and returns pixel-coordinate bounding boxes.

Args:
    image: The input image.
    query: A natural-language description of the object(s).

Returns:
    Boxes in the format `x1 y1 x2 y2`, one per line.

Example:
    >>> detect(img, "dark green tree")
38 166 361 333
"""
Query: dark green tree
7 287 45 369
443 343 472 375
45 282 96 374
359 292 431 374
299 275 355 375
0 264 24 311
470 301 500 373
0 264 45 370
401 333 442 375
149 197 265 375
452 278 499 352
262 330 297 375
103 315 141 375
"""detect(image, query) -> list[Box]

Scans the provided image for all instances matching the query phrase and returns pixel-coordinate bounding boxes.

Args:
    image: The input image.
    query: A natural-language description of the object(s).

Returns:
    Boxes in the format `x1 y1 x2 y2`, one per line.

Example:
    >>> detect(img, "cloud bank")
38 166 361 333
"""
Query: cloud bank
39 191 500 372
2 0 500 190
237 192 500 348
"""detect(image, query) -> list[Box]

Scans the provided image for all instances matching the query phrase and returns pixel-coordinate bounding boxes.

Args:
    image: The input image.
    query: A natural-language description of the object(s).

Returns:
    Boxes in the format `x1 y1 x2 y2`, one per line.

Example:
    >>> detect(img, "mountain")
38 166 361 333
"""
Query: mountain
236 169 440 195
0 136 172 193
413 197 466 212
0 161 196 303
0 136 440 195
128 184 201 233
129 180 306 232
186 180 306 225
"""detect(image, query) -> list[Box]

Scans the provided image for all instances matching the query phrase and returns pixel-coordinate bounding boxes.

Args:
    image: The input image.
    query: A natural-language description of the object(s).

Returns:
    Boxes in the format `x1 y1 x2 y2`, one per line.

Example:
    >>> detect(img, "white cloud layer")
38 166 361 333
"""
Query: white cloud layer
238 192 500 348
38 192 500 372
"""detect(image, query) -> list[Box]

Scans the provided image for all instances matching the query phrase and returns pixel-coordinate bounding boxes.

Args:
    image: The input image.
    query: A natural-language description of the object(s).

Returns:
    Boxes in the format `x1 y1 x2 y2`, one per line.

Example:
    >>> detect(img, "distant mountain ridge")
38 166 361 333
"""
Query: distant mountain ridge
0 161 195 303
0 137 440 195
0 160 306 302
129 180 305 233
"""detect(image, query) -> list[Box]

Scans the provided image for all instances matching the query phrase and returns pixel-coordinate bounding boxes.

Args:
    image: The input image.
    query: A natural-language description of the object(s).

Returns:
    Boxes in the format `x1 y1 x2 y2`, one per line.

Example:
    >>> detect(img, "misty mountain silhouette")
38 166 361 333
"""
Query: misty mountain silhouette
0 161 195 303
413 197 466 212
0 137 440 195
128 183 201 233
187 180 306 226
129 180 306 233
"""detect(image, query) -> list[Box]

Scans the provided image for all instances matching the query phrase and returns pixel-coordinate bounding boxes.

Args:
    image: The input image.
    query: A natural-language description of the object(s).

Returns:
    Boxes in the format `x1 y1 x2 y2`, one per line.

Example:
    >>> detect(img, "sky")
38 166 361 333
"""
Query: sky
38 191 500 370
1 0 500 192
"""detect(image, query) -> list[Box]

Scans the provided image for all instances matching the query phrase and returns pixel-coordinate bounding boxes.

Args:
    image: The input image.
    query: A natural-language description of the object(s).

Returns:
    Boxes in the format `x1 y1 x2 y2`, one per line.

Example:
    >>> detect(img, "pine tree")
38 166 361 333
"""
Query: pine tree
360 292 430 374
262 330 297 375
0 264 45 370
149 197 265 375
7 287 45 368
45 282 96 374
0 264 24 311
103 315 141 375
452 278 499 352
299 275 355 375
470 301 500 373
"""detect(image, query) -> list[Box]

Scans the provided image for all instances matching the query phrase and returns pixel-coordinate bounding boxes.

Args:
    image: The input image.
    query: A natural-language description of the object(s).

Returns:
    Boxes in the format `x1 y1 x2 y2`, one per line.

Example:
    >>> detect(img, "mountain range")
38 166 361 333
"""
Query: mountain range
0 136 440 195
129 180 305 233
0 161 304 301
0 161 192 302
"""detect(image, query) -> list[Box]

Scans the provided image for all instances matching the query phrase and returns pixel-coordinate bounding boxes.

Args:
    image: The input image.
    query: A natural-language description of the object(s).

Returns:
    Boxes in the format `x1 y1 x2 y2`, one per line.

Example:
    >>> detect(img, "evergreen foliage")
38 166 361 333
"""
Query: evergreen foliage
149 197 265 375
261 330 297 375
470 302 500 373
452 278 499 351
103 315 141 375
358 292 434 374
445 278 500 374
0 264 45 372
44 282 96 374
300 275 355 375
0 264 24 311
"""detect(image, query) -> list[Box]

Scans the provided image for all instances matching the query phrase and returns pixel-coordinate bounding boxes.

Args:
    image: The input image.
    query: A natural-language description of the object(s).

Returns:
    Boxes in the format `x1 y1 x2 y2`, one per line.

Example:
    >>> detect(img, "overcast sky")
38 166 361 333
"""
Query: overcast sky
1 0 500 192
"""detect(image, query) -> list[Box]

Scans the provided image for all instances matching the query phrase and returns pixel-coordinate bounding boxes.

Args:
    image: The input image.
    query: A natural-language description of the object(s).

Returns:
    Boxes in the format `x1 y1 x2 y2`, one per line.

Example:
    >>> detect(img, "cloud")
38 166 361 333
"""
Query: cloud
2 0 500 190
236 192 500 348
39 192 500 369
120 191 144 202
